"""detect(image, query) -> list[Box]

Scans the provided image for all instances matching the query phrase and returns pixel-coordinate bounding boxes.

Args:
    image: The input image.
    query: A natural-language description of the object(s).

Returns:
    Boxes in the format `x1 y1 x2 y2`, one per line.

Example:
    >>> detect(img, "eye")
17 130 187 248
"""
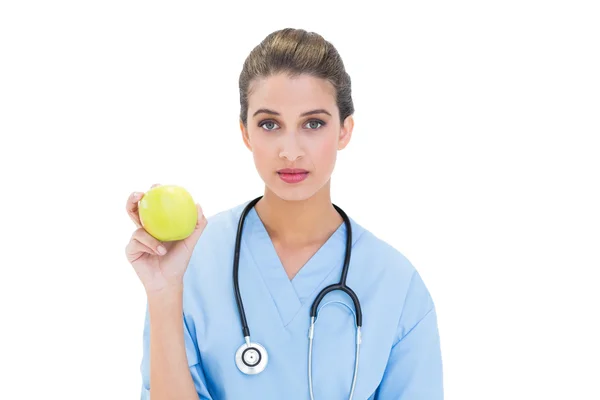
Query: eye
258 120 279 131
305 119 326 130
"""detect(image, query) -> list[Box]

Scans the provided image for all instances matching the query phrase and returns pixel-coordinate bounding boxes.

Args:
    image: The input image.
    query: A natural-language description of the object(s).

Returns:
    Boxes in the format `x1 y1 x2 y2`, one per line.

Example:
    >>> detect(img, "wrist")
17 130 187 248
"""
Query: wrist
146 282 184 302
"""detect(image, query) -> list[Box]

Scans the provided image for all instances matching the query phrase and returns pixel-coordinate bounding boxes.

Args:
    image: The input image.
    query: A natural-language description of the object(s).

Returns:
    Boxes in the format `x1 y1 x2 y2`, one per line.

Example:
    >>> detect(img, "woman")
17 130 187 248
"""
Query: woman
126 28 443 399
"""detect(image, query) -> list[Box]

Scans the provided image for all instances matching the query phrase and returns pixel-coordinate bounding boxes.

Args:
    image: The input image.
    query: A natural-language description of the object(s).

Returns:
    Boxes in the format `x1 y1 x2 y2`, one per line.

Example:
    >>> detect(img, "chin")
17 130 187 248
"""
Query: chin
265 175 328 202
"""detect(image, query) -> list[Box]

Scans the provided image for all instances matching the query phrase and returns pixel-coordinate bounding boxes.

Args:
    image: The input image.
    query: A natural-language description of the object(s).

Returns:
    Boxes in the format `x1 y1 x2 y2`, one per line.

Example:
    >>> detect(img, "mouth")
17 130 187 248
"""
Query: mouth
277 169 309 184
277 168 309 174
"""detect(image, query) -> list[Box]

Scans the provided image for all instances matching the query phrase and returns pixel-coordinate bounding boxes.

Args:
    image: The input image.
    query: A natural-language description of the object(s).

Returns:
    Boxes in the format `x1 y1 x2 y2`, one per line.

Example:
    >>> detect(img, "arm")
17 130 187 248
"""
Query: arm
140 285 213 400
374 271 444 399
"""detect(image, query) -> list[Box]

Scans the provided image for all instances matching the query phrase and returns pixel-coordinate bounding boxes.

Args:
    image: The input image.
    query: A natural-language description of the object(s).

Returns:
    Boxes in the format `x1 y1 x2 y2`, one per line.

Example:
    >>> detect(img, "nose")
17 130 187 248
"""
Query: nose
278 130 304 161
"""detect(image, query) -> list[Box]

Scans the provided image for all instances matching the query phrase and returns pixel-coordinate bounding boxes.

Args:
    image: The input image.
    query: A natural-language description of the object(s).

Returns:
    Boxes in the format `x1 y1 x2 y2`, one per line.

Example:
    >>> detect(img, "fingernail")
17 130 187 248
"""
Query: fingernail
157 245 166 255
133 192 141 200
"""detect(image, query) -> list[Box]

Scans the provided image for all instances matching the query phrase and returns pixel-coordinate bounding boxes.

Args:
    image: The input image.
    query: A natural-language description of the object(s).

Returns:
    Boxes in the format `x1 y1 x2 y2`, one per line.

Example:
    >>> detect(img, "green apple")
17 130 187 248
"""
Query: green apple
138 185 198 242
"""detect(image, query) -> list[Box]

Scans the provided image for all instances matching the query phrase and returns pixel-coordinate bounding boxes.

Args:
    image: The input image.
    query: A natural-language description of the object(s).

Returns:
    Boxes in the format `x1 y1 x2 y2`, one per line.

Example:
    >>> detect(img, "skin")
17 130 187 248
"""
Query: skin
239 72 354 278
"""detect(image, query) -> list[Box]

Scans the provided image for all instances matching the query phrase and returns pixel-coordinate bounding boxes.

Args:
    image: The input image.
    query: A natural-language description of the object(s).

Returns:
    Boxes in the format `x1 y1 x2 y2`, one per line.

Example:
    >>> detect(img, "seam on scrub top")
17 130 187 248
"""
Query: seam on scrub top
283 228 368 328
182 311 201 368
395 305 435 346
394 269 417 342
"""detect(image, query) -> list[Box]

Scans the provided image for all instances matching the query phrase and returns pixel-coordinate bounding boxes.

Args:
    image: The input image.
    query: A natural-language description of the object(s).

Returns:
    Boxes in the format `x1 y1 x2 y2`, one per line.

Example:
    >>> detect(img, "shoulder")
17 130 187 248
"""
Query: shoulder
193 200 252 252
182 200 251 281
350 218 417 285
204 200 249 235
351 219 435 340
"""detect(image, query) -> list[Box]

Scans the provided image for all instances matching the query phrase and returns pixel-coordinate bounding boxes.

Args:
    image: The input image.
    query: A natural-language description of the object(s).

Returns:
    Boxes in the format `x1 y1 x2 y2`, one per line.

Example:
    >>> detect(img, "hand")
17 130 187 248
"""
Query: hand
124 184 208 294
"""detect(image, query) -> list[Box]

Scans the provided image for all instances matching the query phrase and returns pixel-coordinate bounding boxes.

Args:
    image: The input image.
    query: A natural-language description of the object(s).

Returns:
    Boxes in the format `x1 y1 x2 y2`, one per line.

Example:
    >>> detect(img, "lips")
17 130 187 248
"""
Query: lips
277 168 309 183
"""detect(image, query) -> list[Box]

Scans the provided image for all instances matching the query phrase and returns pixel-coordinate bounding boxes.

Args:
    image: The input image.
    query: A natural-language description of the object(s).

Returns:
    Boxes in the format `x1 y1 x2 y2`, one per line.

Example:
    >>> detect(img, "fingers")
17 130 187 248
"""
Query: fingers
125 236 158 259
126 183 161 228
126 192 144 228
130 228 167 256
182 203 208 246
196 203 206 227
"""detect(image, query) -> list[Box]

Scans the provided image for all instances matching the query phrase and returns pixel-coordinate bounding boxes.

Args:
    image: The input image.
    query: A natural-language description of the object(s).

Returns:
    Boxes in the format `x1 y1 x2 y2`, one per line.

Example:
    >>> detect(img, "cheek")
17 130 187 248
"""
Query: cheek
312 137 338 166
250 136 273 169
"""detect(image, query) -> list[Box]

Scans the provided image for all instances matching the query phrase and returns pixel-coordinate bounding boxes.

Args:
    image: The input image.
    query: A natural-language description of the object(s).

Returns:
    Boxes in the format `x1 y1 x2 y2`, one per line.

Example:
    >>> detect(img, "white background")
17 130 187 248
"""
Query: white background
1 1 599 399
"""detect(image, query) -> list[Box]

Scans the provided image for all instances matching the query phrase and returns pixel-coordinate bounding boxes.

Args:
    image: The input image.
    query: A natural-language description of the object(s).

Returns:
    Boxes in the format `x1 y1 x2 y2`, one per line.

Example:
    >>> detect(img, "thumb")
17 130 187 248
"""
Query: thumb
185 203 208 245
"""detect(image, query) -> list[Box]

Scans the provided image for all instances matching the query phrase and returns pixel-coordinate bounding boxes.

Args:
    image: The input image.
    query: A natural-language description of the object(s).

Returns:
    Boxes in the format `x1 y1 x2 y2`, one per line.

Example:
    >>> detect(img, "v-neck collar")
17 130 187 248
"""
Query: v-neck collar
241 206 349 327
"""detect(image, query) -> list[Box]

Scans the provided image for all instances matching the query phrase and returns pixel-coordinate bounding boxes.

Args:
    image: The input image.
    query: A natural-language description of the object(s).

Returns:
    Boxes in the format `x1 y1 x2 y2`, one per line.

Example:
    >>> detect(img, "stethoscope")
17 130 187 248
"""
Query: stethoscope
233 195 363 400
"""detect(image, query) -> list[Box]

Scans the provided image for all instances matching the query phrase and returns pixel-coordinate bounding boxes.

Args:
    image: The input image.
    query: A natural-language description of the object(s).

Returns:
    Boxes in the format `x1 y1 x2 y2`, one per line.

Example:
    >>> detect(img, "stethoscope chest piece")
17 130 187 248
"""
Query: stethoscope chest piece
235 337 268 375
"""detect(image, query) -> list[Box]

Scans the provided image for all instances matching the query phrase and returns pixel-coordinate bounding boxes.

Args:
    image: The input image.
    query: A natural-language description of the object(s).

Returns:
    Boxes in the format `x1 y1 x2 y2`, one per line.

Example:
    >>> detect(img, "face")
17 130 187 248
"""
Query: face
240 73 354 202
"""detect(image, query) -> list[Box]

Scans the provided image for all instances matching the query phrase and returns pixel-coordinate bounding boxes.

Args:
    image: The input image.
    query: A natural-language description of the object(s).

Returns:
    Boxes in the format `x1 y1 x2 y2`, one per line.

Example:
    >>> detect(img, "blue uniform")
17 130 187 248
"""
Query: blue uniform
140 200 443 399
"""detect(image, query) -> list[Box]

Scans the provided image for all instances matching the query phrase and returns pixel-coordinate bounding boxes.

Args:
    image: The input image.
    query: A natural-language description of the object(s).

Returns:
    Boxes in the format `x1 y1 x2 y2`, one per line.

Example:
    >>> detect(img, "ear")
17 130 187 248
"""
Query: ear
337 115 354 151
240 119 252 151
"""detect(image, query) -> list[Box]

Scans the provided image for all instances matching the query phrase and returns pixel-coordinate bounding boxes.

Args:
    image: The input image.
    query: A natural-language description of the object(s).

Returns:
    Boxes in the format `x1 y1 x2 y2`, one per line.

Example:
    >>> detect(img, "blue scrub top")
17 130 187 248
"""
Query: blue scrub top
140 200 443 399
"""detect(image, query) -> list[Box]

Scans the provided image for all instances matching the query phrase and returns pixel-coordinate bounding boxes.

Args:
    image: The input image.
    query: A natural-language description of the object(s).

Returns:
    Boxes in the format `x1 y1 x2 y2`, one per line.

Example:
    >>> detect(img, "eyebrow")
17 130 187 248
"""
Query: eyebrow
252 108 332 118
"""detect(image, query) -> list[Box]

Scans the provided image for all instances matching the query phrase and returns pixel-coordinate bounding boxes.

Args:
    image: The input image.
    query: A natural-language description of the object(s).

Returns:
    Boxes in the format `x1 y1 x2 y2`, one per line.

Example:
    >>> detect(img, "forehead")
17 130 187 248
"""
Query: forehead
248 73 337 115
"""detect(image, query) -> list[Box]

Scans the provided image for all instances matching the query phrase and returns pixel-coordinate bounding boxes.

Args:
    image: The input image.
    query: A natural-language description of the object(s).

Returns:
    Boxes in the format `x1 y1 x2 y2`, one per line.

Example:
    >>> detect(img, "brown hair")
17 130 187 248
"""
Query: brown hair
238 28 354 127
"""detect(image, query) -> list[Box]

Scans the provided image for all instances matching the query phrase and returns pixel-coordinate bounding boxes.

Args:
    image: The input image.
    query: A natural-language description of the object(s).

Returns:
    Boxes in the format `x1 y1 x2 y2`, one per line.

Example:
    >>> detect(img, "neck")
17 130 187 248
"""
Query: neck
254 181 343 247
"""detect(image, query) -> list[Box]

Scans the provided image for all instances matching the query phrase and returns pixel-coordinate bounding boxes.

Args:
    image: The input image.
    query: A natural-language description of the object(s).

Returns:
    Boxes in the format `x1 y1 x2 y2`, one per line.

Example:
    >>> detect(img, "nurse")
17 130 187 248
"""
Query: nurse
125 27 443 399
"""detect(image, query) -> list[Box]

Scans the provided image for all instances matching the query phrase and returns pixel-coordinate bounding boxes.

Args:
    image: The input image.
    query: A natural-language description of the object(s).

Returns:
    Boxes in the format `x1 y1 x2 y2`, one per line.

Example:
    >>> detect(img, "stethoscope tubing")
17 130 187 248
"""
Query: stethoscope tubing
233 195 362 399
